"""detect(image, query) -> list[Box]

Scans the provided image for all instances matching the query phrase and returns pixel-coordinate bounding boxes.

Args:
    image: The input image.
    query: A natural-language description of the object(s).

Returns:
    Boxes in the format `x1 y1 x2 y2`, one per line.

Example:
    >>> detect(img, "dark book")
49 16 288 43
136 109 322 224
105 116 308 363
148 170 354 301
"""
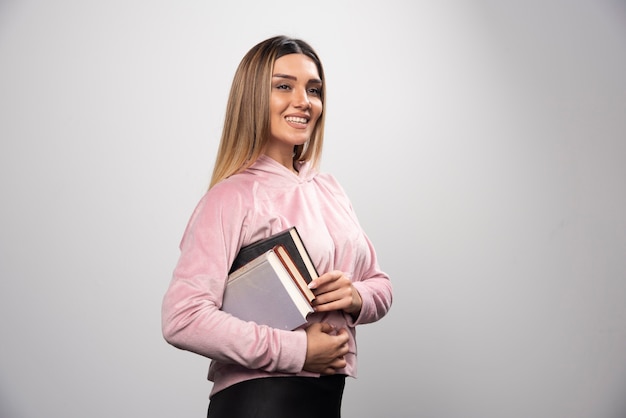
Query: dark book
229 226 319 284
222 245 314 330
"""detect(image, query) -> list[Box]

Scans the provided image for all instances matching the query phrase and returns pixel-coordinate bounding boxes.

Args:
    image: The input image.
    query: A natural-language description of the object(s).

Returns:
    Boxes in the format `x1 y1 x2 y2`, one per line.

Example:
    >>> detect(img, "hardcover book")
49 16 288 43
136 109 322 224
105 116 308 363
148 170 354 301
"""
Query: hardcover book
222 245 315 330
229 226 319 284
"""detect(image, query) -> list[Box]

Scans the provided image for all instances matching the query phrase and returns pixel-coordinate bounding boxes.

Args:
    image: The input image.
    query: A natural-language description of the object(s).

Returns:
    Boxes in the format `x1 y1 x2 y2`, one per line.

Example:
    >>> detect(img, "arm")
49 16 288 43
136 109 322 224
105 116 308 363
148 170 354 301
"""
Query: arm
310 173 393 325
346 234 393 325
161 189 307 373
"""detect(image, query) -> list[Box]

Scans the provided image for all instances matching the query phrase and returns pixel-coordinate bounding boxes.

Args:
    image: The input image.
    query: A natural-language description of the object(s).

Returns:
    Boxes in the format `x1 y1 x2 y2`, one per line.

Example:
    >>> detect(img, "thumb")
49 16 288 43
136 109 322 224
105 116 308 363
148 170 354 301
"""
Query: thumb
336 328 350 342
316 322 336 334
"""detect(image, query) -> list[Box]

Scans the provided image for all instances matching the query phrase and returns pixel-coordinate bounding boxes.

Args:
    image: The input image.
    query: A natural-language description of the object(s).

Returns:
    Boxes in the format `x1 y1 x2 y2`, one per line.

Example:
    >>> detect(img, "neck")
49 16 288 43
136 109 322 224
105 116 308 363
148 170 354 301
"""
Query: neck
263 149 297 173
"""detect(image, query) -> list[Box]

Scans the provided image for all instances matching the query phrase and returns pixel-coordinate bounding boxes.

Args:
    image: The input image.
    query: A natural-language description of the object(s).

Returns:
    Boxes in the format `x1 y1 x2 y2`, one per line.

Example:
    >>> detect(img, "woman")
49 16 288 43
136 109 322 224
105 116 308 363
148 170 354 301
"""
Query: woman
162 35 393 418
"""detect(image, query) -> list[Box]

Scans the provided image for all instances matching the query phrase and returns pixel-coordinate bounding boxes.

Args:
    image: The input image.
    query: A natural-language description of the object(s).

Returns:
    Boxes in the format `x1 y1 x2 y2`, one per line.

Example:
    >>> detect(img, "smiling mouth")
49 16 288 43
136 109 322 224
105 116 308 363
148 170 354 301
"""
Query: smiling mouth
285 116 309 125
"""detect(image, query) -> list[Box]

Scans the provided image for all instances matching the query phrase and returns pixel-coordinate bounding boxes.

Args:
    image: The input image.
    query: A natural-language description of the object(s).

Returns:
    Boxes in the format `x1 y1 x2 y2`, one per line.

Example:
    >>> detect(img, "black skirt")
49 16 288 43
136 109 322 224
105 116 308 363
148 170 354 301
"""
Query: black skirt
207 375 346 418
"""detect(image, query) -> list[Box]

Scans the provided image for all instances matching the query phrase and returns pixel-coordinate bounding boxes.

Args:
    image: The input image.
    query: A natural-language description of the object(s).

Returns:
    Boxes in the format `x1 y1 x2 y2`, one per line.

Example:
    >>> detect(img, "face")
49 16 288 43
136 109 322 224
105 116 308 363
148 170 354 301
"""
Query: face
267 53 323 160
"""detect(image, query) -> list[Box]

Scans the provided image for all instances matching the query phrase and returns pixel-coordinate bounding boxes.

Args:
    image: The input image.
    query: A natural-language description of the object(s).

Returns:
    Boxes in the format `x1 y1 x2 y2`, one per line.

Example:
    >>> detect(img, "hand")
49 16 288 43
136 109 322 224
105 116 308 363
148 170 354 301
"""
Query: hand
303 323 350 374
308 270 363 316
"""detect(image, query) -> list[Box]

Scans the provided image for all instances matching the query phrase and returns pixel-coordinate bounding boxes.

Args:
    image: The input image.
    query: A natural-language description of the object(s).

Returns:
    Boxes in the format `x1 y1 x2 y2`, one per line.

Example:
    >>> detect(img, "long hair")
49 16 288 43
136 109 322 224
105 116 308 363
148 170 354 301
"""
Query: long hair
209 36 326 189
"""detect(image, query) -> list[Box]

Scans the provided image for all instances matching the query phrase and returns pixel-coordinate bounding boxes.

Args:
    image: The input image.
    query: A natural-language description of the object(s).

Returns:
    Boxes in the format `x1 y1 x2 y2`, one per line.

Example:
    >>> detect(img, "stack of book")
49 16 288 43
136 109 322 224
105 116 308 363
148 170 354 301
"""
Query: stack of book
221 227 319 330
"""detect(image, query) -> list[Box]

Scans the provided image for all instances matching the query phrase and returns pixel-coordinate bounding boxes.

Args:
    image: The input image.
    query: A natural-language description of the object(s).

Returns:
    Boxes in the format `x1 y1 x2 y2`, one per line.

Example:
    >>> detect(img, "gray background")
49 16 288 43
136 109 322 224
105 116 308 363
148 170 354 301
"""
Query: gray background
1 1 625 417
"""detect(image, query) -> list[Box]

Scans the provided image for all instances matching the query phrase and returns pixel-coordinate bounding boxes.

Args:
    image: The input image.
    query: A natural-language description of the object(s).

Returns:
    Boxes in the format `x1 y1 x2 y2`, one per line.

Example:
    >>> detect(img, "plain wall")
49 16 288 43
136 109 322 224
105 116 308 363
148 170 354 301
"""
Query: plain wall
1 1 625 417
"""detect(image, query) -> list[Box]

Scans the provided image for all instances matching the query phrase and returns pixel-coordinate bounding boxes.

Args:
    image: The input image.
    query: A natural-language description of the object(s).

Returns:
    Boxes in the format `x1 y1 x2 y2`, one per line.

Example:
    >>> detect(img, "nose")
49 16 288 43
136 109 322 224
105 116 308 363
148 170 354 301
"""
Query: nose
293 88 311 109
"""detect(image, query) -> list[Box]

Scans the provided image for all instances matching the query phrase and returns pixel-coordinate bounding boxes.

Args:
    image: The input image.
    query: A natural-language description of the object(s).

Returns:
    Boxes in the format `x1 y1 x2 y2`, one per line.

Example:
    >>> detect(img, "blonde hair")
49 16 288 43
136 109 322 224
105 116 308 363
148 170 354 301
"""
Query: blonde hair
209 36 326 189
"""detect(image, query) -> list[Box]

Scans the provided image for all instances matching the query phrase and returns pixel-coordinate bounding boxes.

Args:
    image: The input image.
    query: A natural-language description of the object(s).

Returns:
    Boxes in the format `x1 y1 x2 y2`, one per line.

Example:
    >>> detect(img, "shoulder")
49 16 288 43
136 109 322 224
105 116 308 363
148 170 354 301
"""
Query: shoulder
180 174 256 244
208 173 255 204
311 170 357 214
188 173 258 224
313 171 349 197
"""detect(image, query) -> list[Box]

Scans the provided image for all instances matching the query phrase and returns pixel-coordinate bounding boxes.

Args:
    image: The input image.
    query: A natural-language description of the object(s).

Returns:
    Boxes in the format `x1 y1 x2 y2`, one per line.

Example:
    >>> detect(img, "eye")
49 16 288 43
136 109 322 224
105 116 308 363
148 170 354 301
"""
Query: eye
275 84 291 91
308 87 321 96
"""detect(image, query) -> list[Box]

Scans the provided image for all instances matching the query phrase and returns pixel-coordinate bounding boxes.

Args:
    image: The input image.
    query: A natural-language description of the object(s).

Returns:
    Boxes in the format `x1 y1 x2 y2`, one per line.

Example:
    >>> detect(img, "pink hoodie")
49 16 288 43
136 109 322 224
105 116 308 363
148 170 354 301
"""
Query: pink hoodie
162 154 393 397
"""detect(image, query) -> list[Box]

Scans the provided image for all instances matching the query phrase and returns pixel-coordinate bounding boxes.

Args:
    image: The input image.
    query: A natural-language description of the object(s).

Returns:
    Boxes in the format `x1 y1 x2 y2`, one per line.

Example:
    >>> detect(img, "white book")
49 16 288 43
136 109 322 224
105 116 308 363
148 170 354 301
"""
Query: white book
222 247 314 330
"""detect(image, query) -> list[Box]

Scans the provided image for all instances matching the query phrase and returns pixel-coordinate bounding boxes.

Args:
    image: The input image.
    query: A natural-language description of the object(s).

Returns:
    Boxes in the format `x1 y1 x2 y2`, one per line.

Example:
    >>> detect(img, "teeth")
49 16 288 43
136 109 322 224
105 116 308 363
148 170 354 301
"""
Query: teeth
286 116 308 124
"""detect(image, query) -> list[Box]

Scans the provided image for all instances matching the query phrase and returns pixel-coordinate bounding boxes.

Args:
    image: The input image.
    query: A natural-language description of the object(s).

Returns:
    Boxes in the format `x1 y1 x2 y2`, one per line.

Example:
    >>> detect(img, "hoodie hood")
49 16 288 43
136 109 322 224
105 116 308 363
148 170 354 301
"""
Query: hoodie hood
246 154 318 184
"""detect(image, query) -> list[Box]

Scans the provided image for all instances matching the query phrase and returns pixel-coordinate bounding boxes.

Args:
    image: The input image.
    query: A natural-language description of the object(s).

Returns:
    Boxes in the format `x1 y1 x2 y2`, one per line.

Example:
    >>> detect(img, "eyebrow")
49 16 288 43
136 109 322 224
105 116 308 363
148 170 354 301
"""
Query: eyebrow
272 73 322 84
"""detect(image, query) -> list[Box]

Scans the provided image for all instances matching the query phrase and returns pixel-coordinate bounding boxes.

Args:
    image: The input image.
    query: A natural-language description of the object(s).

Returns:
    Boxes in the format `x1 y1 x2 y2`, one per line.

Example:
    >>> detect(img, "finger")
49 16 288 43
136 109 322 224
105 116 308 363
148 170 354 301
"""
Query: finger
313 298 349 313
330 357 347 370
307 273 331 290
315 284 353 303
336 329 350 344
308 270 342 290
316 322 335 334
339 344 349 357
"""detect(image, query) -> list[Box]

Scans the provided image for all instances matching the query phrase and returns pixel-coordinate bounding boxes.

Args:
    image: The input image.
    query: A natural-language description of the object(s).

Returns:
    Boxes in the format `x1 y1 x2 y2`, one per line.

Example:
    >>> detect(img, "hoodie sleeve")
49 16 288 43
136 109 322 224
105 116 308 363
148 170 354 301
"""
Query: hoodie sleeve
316 173 393 327
161 183 307 374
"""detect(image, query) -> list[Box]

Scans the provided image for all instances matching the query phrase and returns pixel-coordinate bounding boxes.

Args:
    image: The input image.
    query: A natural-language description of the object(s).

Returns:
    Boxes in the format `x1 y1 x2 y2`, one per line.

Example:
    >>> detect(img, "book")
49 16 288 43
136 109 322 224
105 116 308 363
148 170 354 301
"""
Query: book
229 226 319 284
222 246 314 330
273 244 316 304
